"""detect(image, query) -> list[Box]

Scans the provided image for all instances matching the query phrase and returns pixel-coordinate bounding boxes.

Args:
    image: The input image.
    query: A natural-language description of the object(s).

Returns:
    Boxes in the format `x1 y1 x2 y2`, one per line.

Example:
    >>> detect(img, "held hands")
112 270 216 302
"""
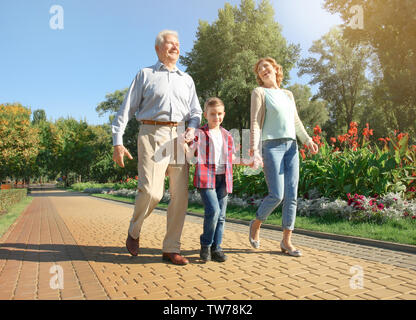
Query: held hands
180 128 197 163
184 127 195 143
113 145 133 168
249 150 263 170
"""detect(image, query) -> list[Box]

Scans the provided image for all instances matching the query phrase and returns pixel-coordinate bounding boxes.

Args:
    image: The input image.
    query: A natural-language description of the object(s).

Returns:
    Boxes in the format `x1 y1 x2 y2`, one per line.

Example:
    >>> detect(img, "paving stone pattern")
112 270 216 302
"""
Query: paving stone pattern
0 190 415 300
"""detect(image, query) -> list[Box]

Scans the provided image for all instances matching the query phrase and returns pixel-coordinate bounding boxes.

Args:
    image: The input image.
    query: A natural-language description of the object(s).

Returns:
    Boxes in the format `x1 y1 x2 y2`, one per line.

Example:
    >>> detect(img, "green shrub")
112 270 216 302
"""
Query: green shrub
298 123 415 200
0 189 27 214
71 182 115 191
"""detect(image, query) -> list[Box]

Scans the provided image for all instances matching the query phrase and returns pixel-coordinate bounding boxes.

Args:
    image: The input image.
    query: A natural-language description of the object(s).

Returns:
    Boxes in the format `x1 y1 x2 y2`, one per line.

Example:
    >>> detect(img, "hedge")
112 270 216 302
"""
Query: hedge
0 189 27 214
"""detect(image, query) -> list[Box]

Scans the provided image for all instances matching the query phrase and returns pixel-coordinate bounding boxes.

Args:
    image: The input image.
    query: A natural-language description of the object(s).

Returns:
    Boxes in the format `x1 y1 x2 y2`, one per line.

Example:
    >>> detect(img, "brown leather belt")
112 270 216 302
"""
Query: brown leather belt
141 120 178 127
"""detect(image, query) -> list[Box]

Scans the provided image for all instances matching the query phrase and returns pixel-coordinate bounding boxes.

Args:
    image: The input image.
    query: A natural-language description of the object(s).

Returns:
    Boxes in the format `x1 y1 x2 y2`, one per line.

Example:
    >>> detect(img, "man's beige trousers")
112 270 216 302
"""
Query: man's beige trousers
128 124 189 253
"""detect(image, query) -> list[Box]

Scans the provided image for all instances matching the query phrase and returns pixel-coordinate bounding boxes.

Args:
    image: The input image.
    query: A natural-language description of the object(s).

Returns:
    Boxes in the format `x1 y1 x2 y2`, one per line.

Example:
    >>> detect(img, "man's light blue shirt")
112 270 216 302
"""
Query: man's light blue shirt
112 60 202 146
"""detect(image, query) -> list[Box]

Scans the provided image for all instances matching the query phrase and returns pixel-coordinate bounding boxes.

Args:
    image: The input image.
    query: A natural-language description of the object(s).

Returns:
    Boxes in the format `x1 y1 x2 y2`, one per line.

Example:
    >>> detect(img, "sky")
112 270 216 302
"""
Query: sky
0 0 342 125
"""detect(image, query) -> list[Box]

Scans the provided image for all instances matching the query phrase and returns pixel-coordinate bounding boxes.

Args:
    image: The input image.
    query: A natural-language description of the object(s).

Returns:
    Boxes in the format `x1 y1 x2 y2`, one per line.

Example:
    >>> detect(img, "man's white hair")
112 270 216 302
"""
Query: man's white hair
155 30 179 47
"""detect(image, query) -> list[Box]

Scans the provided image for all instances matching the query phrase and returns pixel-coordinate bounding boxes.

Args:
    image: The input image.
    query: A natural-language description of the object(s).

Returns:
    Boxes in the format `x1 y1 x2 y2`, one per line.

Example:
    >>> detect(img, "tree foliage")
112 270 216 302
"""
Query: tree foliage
180 0 300 131
324 0 416 135
95 89 139 177
0 104 40 181
286 83 329 137
298 27 372 134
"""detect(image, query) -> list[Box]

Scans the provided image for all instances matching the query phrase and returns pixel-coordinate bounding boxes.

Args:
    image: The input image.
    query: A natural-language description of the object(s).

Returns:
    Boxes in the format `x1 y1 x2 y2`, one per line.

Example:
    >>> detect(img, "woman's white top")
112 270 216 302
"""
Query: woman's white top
262 88 297 141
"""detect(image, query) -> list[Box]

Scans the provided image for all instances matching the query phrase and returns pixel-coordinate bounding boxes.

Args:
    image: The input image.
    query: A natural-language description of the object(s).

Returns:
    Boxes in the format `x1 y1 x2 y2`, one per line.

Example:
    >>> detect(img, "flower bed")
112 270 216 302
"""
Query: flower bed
80 184 416 225
297 191 416 223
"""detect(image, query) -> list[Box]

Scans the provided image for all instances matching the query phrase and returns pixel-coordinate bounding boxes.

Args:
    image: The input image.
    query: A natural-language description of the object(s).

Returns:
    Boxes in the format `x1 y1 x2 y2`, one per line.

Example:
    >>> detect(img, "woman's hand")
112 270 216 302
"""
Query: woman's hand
306 140 319 155
249 150 263 170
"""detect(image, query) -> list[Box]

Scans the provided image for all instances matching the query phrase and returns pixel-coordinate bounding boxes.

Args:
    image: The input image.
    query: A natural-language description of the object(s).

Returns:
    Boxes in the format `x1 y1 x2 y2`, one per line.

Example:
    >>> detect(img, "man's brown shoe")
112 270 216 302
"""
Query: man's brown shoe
162 252 189 265
126 234 139 256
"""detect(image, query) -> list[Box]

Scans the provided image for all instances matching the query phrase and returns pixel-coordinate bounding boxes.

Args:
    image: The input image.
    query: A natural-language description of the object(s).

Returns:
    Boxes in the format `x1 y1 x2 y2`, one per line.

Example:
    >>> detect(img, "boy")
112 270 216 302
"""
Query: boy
184 97 235 262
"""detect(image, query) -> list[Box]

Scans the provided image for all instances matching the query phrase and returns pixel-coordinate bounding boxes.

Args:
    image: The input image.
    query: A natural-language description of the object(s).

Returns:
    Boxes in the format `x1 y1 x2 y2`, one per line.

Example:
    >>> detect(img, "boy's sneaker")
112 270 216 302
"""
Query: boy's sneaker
211 249 227 262
200 246 211 262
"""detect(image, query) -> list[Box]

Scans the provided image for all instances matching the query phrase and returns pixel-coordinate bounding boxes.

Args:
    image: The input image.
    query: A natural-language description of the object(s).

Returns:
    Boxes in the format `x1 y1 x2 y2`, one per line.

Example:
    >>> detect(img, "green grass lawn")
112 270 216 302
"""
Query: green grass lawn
92 193 416 246
0 196 33 238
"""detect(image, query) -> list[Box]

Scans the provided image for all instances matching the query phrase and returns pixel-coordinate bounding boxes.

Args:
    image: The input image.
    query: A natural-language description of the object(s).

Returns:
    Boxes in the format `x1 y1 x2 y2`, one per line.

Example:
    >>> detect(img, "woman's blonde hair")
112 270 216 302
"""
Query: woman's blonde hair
253 57 284 87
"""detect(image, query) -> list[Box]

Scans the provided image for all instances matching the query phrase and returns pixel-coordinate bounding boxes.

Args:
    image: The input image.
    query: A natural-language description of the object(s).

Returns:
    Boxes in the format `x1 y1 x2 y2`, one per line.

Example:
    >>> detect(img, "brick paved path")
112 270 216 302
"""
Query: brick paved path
0 190 415 300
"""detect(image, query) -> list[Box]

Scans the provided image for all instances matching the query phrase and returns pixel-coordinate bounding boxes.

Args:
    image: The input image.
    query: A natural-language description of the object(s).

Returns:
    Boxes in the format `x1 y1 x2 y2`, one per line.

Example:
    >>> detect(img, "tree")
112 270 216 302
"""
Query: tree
96 89 128 120
33 120 64 181
53 118 98 184
0 103 40 182
298 27 372 134
286 83 329 136
324 0 416 136
180 0 300 131
88 124 128 183
96 89 139 177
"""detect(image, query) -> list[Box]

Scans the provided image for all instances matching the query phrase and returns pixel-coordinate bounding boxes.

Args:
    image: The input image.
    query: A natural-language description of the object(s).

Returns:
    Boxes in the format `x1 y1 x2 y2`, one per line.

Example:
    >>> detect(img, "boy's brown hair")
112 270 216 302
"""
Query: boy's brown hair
203 97 225 112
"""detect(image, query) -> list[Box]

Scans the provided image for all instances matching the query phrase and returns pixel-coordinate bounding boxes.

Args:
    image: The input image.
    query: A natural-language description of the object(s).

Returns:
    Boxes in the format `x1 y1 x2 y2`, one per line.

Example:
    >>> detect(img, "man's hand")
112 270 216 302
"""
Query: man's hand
113 145 133 168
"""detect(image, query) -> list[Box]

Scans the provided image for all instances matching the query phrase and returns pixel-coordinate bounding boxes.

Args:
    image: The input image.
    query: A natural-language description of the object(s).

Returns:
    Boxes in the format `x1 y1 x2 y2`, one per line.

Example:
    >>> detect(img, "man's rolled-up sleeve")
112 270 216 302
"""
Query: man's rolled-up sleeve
111 72 143 146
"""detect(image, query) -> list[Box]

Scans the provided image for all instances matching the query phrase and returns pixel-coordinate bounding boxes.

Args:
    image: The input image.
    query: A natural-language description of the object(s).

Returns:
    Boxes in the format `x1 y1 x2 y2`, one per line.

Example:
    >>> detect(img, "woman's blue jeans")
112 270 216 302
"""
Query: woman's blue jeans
199 174 228 250
256 139 299 230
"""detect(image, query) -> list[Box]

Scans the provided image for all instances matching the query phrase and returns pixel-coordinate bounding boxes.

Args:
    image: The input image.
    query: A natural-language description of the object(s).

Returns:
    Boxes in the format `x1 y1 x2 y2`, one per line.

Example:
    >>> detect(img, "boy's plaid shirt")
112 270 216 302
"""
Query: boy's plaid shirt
190 124 235 194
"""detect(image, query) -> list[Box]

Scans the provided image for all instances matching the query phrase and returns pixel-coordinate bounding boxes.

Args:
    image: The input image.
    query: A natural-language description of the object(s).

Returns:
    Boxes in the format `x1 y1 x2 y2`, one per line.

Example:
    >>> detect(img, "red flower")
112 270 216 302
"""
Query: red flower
348 127 358 136
362 123 374 139
397 133 406 141
312 135 321 145
313 125 322 135
330 137 336 145
338 134 348 143
300 148 306 160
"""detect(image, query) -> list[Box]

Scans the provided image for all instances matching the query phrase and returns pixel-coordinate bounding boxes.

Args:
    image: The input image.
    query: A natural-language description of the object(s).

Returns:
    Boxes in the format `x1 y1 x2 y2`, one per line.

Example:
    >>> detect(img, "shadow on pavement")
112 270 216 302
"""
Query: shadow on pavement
0 243 273 265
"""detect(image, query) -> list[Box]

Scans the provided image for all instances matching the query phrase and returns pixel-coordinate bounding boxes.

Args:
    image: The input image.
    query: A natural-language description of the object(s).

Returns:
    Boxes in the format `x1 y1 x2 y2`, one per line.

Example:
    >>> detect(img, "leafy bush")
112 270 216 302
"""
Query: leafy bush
298 123 416 200
71 182 115 191
0 189 27 214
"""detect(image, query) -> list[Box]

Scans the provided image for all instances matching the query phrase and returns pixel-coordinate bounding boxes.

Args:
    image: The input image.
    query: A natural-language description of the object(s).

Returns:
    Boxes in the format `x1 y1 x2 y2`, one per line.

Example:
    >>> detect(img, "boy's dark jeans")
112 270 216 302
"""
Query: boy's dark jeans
199 174 228 250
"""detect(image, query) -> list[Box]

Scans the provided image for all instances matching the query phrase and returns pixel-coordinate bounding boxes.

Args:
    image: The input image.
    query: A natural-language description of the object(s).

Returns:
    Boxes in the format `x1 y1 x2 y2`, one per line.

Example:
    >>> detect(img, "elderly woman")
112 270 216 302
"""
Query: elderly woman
248 57 318 257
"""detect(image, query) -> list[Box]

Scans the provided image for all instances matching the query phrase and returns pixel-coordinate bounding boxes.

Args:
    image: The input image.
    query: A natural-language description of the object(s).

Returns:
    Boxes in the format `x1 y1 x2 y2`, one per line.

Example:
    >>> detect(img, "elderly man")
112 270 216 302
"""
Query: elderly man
112 30 202 265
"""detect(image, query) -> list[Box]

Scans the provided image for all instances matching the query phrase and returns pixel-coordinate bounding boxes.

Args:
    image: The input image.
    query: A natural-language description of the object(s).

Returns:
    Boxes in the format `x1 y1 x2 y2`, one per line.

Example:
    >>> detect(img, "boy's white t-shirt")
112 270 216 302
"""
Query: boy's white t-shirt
209 129 226 175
